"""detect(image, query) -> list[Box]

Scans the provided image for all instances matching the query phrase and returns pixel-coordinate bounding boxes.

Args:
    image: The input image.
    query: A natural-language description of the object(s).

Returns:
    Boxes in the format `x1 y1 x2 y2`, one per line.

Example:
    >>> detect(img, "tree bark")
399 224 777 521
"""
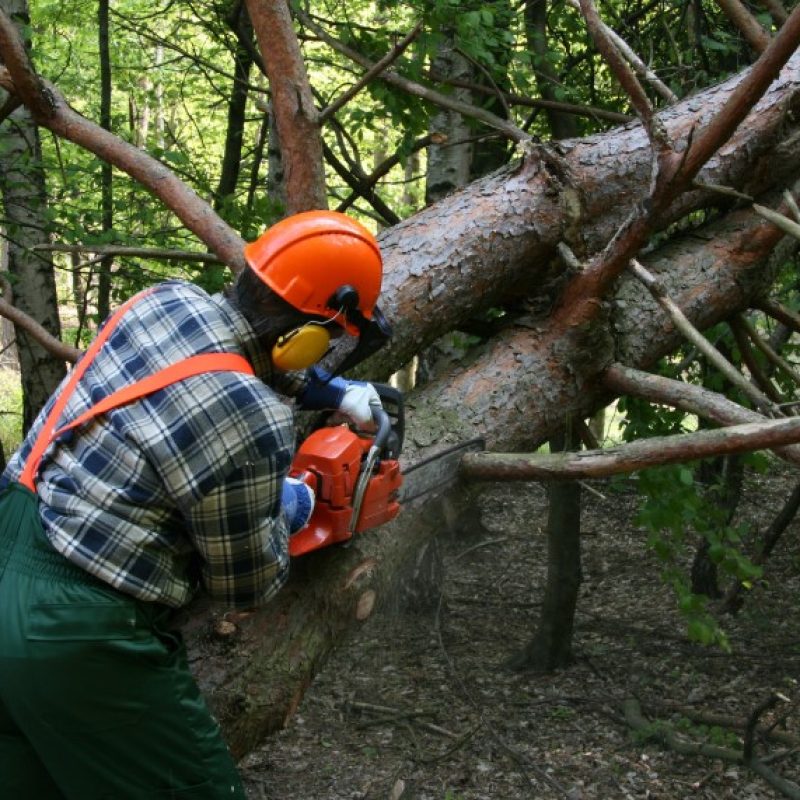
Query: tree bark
186 189 794 758
0 0 66 428
245 0 327 213
367 49 800 378
97 0 112 322
506 426 582 672
461 416 800 481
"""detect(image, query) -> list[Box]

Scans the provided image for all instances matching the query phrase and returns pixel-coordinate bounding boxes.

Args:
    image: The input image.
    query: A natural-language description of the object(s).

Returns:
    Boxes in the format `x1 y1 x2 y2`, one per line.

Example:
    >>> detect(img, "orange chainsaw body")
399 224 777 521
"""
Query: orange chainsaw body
288 424 402 557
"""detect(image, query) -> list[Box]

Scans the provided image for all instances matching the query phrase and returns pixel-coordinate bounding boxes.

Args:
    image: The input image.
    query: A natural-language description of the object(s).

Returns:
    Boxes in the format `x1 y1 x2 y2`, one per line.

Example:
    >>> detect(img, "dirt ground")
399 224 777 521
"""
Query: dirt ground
238 464 800 800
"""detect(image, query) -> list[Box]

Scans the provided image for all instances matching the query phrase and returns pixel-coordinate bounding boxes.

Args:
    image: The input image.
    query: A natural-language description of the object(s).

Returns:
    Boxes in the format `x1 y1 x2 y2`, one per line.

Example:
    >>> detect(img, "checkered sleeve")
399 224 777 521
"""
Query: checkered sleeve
185 458 291 607
173 376 298 607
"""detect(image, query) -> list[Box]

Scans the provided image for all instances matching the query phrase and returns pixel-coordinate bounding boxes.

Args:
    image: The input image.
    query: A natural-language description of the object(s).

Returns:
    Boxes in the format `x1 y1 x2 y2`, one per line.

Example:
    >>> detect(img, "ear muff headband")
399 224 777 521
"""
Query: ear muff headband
271 323 331 371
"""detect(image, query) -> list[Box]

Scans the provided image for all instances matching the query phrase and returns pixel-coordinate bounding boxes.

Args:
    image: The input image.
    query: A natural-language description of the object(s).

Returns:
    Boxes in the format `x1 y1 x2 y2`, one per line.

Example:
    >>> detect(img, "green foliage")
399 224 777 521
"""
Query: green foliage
0 369 23 457
674 716 741 749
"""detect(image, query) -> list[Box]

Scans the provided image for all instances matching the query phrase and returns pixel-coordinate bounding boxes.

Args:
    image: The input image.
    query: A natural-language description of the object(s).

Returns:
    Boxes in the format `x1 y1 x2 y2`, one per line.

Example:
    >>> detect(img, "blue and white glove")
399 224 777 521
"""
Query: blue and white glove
339 382 382 428
300 367 382 429
281 477 315 534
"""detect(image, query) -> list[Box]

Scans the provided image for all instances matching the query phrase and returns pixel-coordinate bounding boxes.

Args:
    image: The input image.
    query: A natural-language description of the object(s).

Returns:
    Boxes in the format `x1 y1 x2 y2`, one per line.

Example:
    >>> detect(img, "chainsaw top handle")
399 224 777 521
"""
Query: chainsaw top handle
371 405 392 453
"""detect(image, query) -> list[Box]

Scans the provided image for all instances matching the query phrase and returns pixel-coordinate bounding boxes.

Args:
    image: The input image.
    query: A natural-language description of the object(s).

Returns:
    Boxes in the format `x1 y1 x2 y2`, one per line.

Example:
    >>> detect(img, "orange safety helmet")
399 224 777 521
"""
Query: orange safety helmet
244 210 383 336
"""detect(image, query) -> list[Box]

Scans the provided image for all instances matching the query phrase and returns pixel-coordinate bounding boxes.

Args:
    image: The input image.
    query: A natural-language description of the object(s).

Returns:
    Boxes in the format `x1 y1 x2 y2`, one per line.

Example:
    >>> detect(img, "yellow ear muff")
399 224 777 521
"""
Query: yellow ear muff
271 323 331 371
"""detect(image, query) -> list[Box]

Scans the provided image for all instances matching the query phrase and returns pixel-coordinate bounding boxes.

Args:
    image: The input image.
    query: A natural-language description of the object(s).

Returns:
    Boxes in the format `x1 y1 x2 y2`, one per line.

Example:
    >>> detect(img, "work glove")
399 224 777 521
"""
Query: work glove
338 382 382 429
281 477 315 534
299 367 383 430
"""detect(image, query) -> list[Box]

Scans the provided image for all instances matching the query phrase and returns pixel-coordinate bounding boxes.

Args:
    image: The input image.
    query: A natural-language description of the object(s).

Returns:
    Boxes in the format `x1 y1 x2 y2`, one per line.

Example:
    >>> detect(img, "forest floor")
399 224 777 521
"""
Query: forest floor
238 463 800 800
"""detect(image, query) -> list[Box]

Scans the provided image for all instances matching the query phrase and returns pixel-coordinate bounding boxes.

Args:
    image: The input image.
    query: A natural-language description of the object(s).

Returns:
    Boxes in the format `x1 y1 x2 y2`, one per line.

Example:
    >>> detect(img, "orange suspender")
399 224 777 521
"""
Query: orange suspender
19 289 255 491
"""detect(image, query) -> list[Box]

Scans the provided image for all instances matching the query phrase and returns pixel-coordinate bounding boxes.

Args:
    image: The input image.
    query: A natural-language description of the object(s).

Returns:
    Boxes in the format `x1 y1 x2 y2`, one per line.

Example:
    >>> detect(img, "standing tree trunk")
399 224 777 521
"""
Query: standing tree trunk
215 2 253 212
97 0 112 322
425 32 474 204
525 0 580 140
0 0 66 429
507 425 583 672
246 0 326 213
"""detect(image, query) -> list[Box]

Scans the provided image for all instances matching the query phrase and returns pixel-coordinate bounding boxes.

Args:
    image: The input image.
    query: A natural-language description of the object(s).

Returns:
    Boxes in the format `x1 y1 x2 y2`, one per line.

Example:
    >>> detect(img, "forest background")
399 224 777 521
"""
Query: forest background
5 0 800 797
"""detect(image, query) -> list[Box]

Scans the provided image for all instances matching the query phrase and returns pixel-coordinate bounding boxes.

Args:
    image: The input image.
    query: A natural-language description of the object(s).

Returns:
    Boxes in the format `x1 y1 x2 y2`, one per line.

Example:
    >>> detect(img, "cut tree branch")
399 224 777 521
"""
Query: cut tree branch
460 416 800 481
602 363 800 467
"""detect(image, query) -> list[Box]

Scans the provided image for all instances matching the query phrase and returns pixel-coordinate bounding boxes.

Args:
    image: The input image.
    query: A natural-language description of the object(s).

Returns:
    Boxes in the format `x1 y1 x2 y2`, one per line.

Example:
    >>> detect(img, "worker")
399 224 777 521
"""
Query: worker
0 210 391 799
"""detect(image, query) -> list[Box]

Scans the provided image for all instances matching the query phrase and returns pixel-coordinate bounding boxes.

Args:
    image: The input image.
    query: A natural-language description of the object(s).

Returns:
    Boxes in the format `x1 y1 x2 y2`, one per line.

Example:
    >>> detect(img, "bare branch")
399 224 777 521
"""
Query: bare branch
322 142 399 226
0 67 246 272
602 363 800 467
318 21 423 124
296 9 530 144
723 480 800 612
566 0 677 104
462 416 800 481
729 317 785 404
783 189 800 222
431 74 634 124
753 202 800 240
718 0 772 54
760 0 789 25
555 7 800 328
756 297 800 335
0 93 21 124
337 133 436 214
0 296 80 363
33 243 224 264
0 9 53 119
736 312 800 388
678 4 800 182
629 258 780 415
578 0 657 136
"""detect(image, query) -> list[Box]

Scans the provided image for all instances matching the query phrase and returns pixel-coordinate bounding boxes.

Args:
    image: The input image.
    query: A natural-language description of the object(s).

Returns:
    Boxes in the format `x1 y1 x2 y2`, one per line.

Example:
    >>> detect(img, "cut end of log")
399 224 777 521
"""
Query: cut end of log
212 619 239 639
355 590 377 620
343 557 379 591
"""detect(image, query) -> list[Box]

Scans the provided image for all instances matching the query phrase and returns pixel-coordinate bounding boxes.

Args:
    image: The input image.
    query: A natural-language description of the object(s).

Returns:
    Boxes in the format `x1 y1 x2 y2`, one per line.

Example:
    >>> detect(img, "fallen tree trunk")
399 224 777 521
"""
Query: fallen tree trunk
369 50 800 376
188 194 793 757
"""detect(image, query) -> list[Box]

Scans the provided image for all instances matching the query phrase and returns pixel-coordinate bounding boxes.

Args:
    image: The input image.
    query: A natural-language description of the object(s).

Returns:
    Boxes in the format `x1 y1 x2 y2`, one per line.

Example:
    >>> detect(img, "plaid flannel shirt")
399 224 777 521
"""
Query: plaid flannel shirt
1 281 306 608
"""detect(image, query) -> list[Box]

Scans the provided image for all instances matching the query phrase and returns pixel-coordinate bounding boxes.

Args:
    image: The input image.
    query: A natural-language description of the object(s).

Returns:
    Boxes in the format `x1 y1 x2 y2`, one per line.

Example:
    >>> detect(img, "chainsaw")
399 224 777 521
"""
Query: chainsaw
287 385 483 557
287 385 404 557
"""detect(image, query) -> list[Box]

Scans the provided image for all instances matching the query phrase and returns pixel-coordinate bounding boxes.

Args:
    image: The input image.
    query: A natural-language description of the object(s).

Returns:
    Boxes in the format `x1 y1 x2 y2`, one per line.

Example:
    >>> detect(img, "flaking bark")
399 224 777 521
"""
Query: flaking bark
188 195 794 758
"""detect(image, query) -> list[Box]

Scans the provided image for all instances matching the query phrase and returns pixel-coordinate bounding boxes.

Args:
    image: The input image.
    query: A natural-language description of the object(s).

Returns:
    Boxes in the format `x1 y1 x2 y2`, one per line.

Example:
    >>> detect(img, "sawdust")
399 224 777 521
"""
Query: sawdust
238 463 800 800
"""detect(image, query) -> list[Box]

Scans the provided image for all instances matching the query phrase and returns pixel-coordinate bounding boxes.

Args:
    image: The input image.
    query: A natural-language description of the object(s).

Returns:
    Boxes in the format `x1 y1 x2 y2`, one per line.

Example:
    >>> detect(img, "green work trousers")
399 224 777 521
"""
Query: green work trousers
0 482 246 799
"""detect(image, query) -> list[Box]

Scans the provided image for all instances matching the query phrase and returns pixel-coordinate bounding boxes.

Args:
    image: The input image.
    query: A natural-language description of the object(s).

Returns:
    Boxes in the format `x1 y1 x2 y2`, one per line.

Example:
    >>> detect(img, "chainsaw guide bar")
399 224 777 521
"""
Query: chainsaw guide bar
399 438 485 504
